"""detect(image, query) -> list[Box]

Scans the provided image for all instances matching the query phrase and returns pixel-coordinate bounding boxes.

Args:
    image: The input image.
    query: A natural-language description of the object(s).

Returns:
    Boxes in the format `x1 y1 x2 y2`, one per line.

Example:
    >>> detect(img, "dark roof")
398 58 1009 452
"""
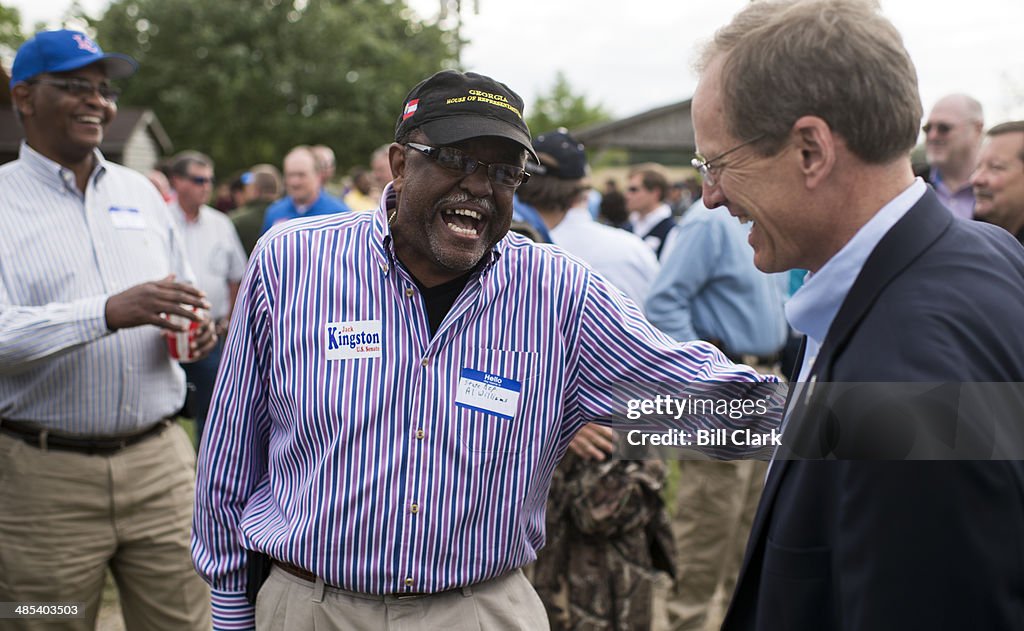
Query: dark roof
575 99 694 152
0 107 172 154
103 108 173 153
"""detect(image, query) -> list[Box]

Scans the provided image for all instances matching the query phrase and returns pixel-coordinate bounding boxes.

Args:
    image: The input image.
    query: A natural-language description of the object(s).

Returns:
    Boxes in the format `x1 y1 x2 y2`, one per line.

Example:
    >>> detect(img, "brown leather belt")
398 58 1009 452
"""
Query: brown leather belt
273 561 433 599
0 418 172 455
274 560 318 582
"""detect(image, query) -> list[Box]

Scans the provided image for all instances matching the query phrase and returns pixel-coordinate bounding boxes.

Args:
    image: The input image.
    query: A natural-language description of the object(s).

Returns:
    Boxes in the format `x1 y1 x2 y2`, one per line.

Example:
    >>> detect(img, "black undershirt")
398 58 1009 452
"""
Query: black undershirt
411 270 476 336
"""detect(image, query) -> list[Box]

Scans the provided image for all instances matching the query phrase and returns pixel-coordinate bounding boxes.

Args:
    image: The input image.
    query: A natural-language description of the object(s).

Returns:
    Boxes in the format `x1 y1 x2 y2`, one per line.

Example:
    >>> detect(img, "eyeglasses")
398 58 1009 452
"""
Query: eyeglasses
691 134 766 187
922 122 953 135
186 175 214 186
405 142 529 188
26 77 121 103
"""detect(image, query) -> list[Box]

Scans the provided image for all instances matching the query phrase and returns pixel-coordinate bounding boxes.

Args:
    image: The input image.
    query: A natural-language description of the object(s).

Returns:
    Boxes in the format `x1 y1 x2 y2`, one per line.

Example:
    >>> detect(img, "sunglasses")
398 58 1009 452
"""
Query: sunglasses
27 77 121 103
922 122 953 135
405 143 529 188
186 175 214 186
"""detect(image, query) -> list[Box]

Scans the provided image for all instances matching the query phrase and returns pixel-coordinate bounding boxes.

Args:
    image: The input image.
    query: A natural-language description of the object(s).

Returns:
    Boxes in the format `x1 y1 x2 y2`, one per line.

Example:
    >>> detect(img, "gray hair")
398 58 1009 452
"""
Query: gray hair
699 0 922 164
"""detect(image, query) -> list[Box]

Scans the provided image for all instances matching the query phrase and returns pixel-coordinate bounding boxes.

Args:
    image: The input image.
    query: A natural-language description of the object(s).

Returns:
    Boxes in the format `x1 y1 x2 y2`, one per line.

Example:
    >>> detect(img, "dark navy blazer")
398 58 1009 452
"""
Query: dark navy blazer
723 190 1024 631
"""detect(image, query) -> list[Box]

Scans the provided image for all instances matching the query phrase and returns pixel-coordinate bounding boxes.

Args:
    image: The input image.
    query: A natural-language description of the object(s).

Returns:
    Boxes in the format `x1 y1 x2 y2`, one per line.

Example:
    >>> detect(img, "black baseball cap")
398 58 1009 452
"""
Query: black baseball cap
395 70 537 162
529 129 587 180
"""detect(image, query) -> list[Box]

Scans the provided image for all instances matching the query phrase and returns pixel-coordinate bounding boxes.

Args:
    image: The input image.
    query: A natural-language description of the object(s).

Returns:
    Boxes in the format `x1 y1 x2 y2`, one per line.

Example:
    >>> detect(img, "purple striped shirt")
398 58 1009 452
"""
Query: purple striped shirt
192 192 775 629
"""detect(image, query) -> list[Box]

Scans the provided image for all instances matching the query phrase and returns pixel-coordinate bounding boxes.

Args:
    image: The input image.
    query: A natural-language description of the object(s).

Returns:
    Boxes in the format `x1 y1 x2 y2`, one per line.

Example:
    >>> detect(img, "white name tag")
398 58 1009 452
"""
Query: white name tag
108 206 146 230
455 368 522 420
325 319 382 360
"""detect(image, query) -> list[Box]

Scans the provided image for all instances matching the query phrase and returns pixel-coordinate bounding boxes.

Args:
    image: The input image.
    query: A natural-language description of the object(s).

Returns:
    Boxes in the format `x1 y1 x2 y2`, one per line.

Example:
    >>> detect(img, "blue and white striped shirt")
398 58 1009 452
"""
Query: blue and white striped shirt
193 191 775 629
0 143 193 433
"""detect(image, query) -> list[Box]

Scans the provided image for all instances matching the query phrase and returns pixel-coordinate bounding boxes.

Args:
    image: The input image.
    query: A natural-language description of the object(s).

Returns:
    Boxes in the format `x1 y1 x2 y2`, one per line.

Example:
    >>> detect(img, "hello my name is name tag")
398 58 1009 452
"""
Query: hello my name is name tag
108 206 146 230
455 368 522 420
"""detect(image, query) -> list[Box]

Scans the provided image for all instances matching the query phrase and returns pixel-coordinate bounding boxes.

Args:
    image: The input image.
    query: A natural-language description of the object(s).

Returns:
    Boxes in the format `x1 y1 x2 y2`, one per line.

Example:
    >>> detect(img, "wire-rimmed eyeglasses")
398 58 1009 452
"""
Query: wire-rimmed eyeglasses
691 134 766 187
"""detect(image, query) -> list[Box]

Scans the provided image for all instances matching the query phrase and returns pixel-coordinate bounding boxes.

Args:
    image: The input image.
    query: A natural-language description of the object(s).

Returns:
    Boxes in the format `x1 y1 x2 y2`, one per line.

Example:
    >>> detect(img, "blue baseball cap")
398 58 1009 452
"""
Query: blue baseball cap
10 30 138 90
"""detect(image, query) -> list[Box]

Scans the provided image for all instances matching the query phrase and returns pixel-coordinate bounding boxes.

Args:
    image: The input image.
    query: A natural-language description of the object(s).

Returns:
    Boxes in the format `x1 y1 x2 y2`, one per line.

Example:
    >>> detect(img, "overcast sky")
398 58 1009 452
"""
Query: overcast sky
10 0 1024 125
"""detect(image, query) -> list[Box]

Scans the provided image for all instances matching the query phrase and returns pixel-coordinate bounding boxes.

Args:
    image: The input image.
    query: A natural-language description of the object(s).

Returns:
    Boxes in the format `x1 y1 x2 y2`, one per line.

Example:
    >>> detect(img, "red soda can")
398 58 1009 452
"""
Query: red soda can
165 305 205 363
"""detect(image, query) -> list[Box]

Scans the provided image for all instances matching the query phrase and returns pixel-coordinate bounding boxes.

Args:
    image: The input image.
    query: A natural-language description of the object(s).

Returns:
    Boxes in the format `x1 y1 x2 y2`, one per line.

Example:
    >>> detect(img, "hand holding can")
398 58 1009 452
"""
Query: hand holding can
165 305 209 363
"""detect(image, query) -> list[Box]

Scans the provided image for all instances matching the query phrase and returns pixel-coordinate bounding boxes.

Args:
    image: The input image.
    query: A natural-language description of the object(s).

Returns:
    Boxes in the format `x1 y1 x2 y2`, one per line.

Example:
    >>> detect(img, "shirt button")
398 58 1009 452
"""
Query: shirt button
405 577 414 587
410 503 419 514
405 287 414 297
421 358 429 367
415 429 425 440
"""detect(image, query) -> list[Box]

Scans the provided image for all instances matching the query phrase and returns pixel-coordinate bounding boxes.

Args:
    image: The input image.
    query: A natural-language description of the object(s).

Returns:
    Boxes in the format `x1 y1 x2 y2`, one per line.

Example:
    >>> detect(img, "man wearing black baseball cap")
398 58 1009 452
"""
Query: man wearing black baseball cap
194 70 775 630
1 30 213 629
386 70 538 287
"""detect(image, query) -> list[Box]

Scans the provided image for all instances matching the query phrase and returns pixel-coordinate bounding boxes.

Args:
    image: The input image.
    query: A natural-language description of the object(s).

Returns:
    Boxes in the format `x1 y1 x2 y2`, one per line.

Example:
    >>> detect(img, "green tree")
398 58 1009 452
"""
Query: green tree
0 2 24 52
526 71 611 136
89 0 458 176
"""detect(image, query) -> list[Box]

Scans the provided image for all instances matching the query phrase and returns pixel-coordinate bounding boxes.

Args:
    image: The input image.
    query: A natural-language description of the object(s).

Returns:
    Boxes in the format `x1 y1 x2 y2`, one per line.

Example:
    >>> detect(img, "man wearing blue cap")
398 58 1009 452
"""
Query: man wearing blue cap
0 30 213 629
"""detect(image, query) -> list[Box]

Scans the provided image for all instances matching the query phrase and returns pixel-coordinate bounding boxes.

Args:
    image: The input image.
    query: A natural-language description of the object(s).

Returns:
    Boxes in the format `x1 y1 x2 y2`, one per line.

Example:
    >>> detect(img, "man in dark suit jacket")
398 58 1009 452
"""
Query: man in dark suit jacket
689 1 1024 629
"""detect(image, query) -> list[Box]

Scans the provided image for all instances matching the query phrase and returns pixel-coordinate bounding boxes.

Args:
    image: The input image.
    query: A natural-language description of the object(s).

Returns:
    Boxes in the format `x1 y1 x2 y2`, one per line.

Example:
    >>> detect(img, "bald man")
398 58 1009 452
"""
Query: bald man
260 145 350 234
921 93 984 219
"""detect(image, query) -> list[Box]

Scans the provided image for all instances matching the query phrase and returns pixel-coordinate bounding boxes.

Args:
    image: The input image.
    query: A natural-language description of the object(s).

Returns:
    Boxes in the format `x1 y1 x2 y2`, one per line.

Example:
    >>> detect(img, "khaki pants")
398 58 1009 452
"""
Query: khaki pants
0 424 211 631
256 566 548 631
660 460 766 631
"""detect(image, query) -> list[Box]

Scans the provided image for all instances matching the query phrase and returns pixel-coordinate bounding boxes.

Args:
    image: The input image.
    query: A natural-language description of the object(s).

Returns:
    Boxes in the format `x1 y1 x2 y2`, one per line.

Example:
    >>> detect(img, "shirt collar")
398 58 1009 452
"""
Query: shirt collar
19 141 108 196
630 203 672 235
786 178 927 345
550 204 591 237
563 204 593 225
929 166 973 196
292 191 324 215
369 183 503 280
171 200 207 224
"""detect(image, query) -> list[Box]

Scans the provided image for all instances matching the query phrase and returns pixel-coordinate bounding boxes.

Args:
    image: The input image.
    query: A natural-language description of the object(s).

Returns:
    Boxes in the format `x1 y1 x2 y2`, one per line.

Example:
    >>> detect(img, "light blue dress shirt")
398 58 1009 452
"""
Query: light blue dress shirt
260 191 350 234
645 201 787 357
786 179 927 380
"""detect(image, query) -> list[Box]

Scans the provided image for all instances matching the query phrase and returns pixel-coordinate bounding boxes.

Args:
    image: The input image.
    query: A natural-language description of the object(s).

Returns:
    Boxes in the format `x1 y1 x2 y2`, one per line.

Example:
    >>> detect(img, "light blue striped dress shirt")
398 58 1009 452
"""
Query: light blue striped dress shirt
193 191 777 629
0 143 193 434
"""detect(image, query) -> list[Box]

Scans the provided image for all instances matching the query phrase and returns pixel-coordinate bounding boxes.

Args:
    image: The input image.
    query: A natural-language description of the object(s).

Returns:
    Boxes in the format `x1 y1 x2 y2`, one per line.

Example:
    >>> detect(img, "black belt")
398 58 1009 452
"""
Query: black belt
0 418 172 455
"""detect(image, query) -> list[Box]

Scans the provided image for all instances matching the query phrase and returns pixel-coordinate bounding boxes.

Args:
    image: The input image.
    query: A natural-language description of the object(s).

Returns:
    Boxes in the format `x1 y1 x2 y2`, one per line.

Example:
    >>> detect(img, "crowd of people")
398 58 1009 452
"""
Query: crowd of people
3 1 1024 630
